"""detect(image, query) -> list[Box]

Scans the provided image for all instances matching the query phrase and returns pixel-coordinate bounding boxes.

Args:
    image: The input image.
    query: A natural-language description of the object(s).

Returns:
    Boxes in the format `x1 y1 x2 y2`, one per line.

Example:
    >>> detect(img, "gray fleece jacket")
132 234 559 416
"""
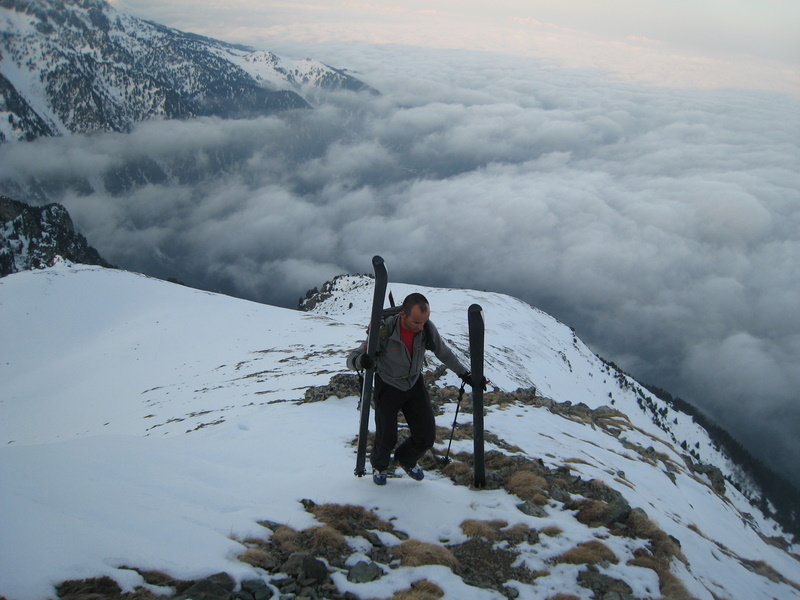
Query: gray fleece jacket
347 313 467 391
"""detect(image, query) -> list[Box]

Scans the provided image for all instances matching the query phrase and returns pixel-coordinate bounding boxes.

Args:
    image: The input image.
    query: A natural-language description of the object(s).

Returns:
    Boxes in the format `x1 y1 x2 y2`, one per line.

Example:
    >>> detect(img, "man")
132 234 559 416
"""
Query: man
347 293 471 485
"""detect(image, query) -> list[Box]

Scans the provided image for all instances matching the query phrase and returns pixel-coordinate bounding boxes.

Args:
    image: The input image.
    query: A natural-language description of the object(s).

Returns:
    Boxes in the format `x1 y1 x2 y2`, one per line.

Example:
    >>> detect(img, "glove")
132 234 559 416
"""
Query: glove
357 353 374 371
460 371 488 390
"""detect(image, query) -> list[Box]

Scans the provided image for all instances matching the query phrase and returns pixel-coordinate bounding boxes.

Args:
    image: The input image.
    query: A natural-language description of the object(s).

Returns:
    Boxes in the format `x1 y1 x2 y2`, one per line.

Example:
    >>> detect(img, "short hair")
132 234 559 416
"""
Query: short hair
402 293 430 315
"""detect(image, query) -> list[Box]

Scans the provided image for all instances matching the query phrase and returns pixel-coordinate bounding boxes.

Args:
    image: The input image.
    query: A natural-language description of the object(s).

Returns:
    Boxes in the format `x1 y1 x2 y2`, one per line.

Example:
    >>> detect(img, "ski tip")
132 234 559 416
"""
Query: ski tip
468 303 483 313
372 255 385 266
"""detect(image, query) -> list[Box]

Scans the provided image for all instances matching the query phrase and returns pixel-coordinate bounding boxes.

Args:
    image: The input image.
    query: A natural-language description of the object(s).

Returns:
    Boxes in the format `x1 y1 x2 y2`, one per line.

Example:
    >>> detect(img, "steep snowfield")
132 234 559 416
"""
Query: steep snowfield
1 263 798 600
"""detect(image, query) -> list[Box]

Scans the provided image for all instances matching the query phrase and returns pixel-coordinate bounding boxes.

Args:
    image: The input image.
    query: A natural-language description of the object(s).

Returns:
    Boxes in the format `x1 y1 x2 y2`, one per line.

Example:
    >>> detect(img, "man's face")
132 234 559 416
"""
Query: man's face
400 304 430 333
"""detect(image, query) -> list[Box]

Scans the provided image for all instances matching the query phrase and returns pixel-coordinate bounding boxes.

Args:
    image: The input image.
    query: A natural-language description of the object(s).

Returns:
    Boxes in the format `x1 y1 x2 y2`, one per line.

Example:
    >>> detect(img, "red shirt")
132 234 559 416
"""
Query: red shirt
399 323 417 356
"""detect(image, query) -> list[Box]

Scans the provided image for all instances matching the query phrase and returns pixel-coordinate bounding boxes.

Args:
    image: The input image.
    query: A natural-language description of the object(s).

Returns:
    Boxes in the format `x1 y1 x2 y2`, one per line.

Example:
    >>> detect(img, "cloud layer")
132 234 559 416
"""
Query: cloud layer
1 46 799 488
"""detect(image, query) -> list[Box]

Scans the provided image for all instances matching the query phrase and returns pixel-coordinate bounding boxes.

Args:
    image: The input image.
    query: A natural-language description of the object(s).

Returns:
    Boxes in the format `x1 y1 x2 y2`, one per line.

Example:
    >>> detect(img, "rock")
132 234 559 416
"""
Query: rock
207 573 236 592
516 501 548 518
303 374 361 403
603 495 631 526
240 579 273 600
577 566 633 598
0 197 112 277
172 577 232 600
549 486 571 503
55 576 122 598
347 561 383 583
280 552 328 584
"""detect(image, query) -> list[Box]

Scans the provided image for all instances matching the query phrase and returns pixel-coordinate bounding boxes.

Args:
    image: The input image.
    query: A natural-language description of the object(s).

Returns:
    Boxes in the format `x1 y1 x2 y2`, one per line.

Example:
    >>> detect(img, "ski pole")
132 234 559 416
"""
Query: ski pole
441 381 467 466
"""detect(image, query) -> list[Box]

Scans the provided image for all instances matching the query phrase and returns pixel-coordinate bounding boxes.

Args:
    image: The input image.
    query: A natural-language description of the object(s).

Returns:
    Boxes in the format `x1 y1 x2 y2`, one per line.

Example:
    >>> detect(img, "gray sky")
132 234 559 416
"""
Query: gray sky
4 1 799 490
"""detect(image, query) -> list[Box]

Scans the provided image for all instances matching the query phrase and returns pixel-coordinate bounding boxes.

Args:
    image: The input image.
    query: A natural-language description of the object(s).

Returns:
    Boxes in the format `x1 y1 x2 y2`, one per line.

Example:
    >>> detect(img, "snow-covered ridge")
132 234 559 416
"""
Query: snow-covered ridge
304 274 760 495
1 264 798 600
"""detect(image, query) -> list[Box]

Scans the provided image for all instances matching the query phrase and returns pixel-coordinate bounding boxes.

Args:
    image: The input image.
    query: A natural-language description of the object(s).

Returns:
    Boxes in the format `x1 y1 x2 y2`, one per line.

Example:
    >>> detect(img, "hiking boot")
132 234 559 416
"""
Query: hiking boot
372 469 387 486
394 460 424 481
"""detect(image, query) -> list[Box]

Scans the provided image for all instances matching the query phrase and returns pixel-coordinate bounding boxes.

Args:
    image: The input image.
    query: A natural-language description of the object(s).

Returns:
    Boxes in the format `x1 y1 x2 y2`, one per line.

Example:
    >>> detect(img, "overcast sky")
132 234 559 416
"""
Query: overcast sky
4 1 799 489
109 0 799 95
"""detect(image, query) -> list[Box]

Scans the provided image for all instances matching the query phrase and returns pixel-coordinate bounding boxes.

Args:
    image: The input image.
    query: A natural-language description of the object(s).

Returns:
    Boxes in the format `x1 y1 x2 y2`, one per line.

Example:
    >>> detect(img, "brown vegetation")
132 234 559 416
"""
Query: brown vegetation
368 580 444 600
505 470 549 505
555 540 618 565
394 540 459 569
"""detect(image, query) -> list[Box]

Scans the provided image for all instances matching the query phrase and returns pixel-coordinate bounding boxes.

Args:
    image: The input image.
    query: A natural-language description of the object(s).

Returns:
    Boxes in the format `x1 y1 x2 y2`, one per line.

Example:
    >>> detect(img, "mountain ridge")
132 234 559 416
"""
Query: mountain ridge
3 194 798 545
1 262 799 599
0 0 374 143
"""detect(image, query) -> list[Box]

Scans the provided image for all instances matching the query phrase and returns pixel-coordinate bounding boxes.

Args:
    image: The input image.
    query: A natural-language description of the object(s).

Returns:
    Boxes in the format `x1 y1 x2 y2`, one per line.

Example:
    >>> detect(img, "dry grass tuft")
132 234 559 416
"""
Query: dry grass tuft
555 540 618 565
506 471 549 504
657 571 697 600
457 519 539 545
626 508 661 539
628 546 695 600
484 452 515 470
368 579 444 600
442 460 472 478
566 498 611 527
460 519 508 540
741 558 800 590
751 559 783 583
628 554 659 572
394 540 459 569
56 577 122 599
271 525 302 553
304 524 350 554
307 503 394 535
546 595 582 600
434 424 470 443
237 548 278 571
539 525 563 537
133 570 181 589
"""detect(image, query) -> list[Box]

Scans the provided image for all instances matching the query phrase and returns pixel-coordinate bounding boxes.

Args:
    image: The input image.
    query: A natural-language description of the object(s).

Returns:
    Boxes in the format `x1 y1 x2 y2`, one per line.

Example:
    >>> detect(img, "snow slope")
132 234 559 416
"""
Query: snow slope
1 262 798 600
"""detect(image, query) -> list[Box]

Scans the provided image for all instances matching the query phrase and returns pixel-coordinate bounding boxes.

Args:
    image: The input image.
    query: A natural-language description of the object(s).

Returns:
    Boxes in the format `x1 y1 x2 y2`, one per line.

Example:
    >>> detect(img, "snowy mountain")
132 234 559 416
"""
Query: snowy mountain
1 262 798 600
0 0 373 143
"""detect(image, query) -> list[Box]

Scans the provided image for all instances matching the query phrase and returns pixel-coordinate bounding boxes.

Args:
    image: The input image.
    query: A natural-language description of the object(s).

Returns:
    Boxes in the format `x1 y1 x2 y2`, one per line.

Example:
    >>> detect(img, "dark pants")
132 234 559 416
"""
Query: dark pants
371 374 436 472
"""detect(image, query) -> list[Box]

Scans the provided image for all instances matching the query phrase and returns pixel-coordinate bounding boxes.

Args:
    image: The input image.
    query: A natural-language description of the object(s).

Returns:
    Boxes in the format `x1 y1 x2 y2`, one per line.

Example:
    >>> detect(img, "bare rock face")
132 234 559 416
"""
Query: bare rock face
0 196 112 276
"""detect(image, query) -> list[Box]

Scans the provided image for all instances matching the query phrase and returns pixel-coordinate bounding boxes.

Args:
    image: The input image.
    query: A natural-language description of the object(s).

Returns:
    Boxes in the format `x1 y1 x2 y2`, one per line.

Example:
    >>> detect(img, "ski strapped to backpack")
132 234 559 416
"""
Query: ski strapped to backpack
354 255 388 477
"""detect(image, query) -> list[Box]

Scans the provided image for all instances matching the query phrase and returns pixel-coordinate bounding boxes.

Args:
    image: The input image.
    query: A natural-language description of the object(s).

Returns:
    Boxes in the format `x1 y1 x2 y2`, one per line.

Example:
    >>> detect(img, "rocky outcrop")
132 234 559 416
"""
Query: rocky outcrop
0 196 112 276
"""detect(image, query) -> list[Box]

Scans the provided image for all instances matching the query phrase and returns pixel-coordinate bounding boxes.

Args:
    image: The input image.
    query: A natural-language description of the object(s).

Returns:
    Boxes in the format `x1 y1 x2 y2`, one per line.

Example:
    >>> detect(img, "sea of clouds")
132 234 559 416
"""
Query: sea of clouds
1 43 798 488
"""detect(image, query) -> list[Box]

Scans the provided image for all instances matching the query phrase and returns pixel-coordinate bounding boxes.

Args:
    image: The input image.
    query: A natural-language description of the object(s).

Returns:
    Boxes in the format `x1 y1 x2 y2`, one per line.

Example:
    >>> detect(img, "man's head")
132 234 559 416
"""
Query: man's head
400 293 430 333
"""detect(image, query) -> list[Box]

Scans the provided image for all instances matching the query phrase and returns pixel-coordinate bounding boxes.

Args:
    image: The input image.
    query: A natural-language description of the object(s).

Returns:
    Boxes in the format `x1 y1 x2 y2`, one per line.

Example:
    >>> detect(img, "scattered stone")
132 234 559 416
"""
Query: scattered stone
577 566 634 599
517 501 548 518
303 374 361 403
55 576 122 598
346 560 383 583
280 553 328 585
448 537 546 591
172 577 231 600
208 572 236 591
685 458 727 495
239 579 273 600
550 486 572 503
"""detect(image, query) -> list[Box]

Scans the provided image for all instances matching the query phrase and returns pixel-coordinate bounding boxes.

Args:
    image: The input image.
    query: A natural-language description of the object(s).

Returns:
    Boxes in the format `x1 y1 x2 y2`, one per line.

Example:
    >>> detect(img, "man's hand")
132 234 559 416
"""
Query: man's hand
357 353 374 370
459 371 488 390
